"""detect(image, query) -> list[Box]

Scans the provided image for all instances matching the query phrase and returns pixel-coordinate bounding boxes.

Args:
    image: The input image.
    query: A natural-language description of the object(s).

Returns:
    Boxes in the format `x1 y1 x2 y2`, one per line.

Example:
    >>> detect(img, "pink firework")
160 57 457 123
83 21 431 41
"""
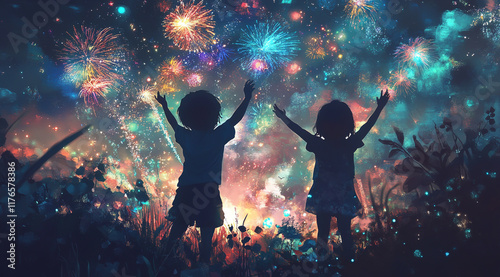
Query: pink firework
285 61 301 75
251 59 268 72
186 73 203 87
79 77 112 105
391 69 414 93
59 26 123 85
394 37 435 71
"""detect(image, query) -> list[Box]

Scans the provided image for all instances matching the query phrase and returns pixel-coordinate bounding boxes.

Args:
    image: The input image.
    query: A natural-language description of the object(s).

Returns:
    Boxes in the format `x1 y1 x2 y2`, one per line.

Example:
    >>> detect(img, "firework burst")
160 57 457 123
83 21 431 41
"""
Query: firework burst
139 86 182 162
186 73 203 87
345 0 378 22
285 61 301 75
157 57 184 92
163 1 215 52
59 26 123 85
306 37 326 59
249 102 275 135
394 37 435 72
236 22 300 75
390 69 415 93
79 77 112 105
160 57 185 77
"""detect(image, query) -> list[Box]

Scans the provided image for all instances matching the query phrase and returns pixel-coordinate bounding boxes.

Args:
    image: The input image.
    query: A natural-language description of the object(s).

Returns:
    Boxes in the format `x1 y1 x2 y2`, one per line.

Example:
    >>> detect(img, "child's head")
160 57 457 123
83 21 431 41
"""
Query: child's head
314 100 355 140
178 90 221 131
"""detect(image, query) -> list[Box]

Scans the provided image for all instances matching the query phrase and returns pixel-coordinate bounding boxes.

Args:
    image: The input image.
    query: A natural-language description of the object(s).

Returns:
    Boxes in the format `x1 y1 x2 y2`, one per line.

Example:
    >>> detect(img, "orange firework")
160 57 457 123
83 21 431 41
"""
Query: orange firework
160 57 184 77
391 69 415 93
157 57 183 92
59 26 123 85
79 77 112 105
163 1 215 52
344 0 378 22
306 37 326 59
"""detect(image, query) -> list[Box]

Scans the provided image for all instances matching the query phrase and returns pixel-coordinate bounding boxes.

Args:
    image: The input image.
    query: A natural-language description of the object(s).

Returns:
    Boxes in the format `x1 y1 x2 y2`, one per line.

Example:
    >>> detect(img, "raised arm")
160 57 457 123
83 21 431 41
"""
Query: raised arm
226 80 255 126
273 104 315 143
355 89 390 140
155 92 179 130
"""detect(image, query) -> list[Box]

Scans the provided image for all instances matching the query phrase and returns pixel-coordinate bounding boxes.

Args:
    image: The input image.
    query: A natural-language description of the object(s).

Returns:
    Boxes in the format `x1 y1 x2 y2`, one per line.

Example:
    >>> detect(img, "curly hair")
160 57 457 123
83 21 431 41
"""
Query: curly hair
177 90 221 131
314 100 355 140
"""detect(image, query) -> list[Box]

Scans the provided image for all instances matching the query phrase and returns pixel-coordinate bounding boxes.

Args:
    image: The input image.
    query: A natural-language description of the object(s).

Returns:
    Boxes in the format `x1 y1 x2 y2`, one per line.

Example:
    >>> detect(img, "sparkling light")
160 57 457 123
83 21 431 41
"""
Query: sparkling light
236 22 300 75
163 1 215 52
59 26 124 85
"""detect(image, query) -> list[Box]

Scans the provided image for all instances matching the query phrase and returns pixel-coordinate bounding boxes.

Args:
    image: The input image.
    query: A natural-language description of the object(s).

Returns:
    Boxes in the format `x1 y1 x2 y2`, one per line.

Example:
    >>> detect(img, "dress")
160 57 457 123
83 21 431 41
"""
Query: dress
287 122 364 218
166 121 235 227
304 135 364 218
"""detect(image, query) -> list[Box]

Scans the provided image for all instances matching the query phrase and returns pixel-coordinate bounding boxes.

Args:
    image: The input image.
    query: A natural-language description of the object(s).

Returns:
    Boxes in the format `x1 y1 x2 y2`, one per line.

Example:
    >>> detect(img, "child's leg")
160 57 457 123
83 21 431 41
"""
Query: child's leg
337 215 355 260
316 213 331 255
199 227 215 264
165 221 188 258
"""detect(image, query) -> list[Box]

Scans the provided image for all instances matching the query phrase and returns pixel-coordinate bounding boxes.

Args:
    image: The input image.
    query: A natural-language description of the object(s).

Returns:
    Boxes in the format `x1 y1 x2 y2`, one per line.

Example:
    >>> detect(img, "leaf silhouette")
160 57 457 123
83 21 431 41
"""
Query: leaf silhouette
95 171 106 182
251 243 261 253
388 149 401 158
403 173 433 193
75 166 85 176
238 226 247 232
17 125 91 186
254 226 263 234
379 139 400 148
393 126 404 145
242 236 250 244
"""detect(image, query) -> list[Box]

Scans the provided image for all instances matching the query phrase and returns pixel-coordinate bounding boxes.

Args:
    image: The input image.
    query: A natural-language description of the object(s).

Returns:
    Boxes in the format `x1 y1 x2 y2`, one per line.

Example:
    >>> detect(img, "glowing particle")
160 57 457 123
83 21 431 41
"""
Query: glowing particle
414 249 423 258
263 217 274 228
117 6 126 14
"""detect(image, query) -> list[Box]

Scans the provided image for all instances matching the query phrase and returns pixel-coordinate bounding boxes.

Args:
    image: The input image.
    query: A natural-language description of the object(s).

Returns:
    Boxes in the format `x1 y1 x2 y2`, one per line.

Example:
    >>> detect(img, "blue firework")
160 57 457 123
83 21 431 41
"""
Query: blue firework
236 22 300 75
212 43 233 63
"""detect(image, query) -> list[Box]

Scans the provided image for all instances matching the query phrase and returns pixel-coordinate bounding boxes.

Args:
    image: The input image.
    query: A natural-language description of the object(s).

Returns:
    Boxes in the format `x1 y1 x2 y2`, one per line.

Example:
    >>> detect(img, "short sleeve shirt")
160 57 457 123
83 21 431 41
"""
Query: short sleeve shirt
175 121 235 187
305 134 364 183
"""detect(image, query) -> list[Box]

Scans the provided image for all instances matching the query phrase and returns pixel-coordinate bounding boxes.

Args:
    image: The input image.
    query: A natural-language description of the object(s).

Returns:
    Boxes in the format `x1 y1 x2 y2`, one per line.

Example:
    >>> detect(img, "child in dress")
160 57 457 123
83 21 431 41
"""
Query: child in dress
155 80 255 267
273 90 389 261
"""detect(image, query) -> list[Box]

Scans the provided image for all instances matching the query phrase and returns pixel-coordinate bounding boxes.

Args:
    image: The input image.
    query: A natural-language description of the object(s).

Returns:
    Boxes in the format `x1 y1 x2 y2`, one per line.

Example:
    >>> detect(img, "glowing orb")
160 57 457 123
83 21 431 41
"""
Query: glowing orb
290 11 302 21
263 217 274 228
117 6 126 14
285 61 301 74
251 59 268 72
284 209 291 217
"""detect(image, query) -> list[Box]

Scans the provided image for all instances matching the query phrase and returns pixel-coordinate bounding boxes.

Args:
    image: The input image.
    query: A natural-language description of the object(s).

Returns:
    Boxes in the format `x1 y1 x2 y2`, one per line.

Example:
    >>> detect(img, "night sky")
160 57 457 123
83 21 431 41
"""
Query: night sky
1 0 499 227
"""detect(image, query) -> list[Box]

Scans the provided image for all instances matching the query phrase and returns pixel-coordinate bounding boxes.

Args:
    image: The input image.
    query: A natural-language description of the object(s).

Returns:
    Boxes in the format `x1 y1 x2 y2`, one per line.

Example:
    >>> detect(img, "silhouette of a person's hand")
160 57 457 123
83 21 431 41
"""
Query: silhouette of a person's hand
155 92 168 106
377 89 390 108
273 104 288 120
244 80 255 99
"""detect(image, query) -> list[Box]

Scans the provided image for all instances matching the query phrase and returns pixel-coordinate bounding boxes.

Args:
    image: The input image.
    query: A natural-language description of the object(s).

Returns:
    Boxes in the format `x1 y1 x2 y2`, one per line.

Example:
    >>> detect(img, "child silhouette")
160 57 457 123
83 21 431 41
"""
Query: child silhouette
155 80 255 268
273 90 389 262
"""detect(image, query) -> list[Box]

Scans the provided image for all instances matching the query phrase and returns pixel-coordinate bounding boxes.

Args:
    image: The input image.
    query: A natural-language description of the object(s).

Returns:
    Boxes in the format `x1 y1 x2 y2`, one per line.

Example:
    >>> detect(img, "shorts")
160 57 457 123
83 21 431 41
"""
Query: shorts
166 182 224 228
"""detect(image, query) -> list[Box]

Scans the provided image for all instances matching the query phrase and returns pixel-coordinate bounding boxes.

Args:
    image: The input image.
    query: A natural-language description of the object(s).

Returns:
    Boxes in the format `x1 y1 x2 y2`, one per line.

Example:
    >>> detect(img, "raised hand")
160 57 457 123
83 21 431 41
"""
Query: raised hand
155 91 167 106
244 80 255 99
273 104 288 120
377 89 390 108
